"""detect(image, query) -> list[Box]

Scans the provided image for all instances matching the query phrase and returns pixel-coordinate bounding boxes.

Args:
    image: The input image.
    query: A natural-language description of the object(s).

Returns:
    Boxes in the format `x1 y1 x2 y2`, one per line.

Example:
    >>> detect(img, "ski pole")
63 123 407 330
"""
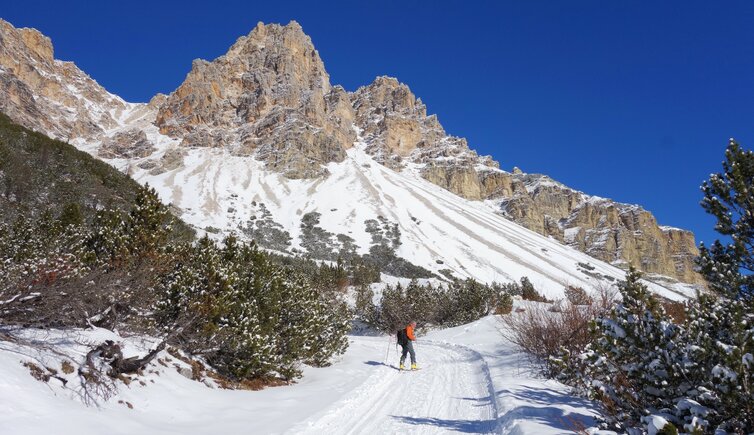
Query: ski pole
384 334 392 364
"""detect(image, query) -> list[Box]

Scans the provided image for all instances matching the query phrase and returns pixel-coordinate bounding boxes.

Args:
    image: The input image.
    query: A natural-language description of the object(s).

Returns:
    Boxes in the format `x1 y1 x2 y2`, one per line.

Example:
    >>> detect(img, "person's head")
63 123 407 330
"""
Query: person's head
410 321 417 328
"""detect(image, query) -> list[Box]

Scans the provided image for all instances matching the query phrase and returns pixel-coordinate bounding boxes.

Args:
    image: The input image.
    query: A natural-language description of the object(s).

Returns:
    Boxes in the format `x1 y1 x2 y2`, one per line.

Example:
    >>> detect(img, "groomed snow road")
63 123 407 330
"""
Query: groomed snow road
1 313 604 435
290 339 499 435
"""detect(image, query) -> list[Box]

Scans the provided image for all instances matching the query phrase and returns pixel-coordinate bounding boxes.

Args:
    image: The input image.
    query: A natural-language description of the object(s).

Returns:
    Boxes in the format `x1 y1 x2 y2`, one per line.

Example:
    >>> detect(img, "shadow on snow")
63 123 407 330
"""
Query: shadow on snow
391 386 597 433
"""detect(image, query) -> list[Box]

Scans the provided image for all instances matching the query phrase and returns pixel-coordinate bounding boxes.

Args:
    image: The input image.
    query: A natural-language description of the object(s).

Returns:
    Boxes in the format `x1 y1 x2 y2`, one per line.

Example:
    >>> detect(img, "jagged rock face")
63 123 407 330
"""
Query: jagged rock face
351 76 498 175
0 19 132 142
352 76 425 161
155 21 354 178
498 175 704 284
422 166 516 201
351 75 507 202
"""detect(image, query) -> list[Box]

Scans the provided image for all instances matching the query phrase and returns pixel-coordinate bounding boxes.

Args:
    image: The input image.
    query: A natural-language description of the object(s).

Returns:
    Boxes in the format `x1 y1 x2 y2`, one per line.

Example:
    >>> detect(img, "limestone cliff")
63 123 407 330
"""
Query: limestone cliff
498 174 703 284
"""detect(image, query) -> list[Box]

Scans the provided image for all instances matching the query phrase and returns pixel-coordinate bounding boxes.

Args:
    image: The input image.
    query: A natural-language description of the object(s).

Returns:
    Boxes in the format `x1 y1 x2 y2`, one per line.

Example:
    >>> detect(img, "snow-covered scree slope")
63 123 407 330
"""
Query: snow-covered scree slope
1 313 607 435
109 133 693 300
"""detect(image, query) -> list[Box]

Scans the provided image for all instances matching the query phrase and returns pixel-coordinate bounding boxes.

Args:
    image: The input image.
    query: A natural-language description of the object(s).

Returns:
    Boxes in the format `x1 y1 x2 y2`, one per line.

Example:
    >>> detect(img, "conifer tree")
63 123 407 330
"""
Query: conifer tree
127 184 171 257
83 208 128 267
355 284 378 324
553 268 683 431
697 139 754 298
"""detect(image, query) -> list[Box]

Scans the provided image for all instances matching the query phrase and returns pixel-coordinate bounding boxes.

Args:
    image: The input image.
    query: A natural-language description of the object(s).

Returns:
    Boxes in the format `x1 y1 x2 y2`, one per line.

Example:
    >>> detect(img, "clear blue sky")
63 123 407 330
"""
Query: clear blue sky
4 0 754 246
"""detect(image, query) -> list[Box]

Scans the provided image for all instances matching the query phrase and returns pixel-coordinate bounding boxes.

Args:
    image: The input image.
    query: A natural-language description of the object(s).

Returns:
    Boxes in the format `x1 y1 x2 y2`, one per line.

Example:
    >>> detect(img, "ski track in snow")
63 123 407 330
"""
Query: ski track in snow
291 340 498 435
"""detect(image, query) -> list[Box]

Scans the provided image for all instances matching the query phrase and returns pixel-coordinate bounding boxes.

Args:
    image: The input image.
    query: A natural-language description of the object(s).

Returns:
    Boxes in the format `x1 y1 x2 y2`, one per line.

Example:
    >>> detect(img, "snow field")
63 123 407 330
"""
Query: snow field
1 306 610 435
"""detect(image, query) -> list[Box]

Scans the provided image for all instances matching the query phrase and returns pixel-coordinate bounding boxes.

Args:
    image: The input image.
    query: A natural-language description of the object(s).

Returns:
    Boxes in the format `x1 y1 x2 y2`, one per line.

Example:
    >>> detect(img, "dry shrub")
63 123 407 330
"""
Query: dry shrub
207 370 287 390
501 304 595 372
163 347 288 391
564 285 592 306
592 281 619 307
61 360 75 374
501 283 616 373
24 361 51 382
661 299 687 324
336 277 350 293
167 347 205 381
1 264 165 330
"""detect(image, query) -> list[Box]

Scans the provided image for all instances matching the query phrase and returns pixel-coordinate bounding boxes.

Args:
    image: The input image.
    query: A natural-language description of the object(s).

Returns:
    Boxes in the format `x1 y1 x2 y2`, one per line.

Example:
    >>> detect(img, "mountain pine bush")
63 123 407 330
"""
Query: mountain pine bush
554 140 754 433
1 181 350 382
153 235 350 381
354 285 378 324
374 278 513 331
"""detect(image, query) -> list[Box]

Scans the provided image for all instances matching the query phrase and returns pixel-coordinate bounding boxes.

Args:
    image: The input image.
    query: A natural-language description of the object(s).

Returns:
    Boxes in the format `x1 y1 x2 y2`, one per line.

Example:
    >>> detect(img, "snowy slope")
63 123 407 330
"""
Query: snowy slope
97 130 695 301
0 309 608 435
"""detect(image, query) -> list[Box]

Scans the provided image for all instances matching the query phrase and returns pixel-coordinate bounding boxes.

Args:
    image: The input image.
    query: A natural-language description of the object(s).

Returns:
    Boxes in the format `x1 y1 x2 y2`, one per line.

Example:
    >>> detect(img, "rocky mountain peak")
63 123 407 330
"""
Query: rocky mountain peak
0 18 132 142
154 20 352 178
226 20 330 93
351 75 490 172
354 76 421 115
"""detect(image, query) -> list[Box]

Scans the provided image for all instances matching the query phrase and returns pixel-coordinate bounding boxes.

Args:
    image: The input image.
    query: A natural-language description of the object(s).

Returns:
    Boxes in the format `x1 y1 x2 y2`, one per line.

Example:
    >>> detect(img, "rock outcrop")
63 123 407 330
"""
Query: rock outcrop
351 77 497 170
98 129 155 159
348 76 703 284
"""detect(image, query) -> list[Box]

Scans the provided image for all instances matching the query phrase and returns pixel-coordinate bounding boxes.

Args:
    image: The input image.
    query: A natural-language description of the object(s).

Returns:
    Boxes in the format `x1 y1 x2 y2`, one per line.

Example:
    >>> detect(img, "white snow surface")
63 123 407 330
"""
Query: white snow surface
99 133 694 301
0 310 614 435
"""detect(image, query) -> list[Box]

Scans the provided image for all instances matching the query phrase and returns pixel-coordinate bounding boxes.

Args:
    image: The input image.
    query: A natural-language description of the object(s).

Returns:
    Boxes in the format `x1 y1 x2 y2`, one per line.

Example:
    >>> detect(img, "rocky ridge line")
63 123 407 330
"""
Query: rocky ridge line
0 18 703 284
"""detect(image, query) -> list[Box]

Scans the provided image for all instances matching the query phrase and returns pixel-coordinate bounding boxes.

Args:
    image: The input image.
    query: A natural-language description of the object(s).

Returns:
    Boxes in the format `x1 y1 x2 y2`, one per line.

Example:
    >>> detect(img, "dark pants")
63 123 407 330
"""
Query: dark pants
399 341 416 365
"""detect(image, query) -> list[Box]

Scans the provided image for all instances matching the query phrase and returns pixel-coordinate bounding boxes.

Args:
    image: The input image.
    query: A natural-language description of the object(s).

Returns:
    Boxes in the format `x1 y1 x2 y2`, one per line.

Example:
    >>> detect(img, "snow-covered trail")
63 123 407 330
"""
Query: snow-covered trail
292 339 498 435
1 314 603 434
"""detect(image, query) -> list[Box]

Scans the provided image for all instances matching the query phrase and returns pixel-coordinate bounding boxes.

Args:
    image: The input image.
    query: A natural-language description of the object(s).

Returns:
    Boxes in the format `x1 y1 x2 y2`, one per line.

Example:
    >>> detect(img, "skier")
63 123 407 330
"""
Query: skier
397 321 418 370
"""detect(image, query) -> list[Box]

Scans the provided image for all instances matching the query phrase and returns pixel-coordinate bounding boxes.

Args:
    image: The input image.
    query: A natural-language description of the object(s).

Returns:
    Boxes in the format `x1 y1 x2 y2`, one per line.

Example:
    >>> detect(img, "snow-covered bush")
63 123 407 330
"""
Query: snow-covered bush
555 269 753 433
1 185 180 328
2 184 349 383
520 276 549 302
153 235 350 381
500 277 550 302
377 280 439 331
553 268 686 431
495 291 514 315
441 279 498 325
0 212 88 294
354 285 378 324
